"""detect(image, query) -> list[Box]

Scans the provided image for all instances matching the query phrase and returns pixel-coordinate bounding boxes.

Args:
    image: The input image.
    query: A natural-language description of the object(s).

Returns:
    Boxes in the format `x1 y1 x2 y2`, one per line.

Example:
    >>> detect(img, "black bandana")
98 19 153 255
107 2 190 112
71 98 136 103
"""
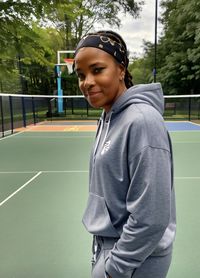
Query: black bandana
75 34 129 68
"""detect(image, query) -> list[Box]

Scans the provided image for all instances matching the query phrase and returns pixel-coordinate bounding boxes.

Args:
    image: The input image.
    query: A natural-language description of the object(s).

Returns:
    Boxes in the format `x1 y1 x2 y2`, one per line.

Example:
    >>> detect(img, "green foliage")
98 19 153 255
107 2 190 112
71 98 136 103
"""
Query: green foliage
157 0 200 94
0 1 57 93
129 57 153 85
135 0 200 95
44 0 144 48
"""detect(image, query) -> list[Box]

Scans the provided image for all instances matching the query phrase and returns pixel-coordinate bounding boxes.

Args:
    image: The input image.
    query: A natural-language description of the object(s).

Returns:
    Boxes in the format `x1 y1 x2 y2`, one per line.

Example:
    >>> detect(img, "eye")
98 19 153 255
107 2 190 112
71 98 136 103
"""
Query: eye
93 67 105 74
77 72 85 81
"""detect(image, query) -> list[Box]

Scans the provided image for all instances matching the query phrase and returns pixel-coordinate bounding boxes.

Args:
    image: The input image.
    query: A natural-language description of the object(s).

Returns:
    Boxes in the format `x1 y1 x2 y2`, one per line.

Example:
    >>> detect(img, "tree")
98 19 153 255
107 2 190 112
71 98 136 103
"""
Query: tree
135 0 200 95
157 0 200 94
0 0 56 93
129 41 155 85
0 0 144 94
43 0 144 49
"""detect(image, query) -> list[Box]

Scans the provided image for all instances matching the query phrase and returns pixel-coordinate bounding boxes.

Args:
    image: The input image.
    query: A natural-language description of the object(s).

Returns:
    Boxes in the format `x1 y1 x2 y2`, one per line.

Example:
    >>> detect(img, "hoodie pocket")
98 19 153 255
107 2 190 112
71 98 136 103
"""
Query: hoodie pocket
82 193 119 237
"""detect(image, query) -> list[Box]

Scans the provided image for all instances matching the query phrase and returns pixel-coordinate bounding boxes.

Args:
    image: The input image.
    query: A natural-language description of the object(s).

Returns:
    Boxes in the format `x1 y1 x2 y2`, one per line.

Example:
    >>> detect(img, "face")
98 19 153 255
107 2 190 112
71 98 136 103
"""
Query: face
74 47 127 112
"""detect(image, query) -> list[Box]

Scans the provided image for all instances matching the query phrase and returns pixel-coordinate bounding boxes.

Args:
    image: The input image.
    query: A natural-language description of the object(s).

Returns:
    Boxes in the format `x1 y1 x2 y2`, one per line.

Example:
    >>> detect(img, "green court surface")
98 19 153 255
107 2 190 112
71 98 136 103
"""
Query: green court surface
0 129 200 277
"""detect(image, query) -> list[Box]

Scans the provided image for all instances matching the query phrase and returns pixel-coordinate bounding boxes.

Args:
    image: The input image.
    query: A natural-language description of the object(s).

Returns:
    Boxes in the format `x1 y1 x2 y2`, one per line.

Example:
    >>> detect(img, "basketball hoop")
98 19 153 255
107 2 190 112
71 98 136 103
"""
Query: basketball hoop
64 58 74 74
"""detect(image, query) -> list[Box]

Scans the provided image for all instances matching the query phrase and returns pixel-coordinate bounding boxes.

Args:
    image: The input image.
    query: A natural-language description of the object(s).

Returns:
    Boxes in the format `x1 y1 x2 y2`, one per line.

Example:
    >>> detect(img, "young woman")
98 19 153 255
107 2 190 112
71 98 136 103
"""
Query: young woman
74 30 176 278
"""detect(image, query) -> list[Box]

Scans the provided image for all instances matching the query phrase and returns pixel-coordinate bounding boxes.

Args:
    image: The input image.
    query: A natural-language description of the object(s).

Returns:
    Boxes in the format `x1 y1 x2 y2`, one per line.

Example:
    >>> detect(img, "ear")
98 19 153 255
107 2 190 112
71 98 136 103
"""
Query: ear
118 64 126 81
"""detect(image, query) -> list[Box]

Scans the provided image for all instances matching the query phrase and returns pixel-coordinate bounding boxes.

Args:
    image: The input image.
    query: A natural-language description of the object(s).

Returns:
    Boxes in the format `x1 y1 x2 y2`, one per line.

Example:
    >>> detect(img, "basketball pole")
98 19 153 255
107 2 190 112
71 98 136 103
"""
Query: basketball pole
56 50 75 114
55 65 63 113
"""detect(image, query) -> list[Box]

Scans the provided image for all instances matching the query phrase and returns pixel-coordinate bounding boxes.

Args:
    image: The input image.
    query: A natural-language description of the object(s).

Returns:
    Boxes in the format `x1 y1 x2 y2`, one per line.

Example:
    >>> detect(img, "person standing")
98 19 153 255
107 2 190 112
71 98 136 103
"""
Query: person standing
74 30 176 278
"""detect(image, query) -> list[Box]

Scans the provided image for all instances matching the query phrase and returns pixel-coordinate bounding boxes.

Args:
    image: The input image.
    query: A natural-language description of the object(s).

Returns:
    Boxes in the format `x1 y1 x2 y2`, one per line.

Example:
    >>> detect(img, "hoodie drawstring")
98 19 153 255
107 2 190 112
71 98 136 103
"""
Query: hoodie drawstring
93 111 113 163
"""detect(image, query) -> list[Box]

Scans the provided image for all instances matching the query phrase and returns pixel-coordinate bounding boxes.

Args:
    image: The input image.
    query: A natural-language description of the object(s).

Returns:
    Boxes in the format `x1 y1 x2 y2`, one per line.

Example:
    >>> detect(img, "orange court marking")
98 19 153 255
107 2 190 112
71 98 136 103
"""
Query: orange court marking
15 122 97 132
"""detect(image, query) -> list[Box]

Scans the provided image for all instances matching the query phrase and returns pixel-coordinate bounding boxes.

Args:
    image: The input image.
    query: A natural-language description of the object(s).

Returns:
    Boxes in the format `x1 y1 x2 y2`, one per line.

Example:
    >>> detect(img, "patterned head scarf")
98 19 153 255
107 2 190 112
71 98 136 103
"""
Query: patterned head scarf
74 30 133 88
75 34 129 68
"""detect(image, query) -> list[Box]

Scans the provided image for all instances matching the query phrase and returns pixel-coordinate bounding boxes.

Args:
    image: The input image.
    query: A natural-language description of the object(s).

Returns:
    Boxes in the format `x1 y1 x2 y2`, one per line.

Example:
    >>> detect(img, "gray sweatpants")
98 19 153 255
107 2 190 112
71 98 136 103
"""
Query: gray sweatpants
91 236 172 278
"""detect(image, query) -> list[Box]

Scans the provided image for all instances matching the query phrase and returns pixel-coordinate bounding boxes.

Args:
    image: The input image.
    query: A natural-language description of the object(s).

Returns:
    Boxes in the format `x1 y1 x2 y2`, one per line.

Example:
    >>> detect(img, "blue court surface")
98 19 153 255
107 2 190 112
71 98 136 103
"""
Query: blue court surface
166 121 200 131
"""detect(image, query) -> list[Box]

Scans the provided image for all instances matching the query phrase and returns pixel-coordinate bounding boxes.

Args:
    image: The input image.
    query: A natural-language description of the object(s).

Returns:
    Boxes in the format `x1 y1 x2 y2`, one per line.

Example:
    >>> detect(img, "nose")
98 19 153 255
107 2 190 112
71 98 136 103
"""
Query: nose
83 73 95 89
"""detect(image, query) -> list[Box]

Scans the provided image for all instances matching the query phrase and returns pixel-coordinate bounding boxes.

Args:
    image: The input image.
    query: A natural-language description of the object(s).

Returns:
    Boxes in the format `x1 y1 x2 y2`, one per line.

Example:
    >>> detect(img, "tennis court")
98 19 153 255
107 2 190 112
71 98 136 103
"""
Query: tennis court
0 120 200 277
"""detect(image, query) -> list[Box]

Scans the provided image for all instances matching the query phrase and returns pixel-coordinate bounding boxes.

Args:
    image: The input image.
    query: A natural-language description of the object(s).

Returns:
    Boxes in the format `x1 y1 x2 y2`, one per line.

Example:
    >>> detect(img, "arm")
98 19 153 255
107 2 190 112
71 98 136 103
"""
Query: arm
105 146 172 278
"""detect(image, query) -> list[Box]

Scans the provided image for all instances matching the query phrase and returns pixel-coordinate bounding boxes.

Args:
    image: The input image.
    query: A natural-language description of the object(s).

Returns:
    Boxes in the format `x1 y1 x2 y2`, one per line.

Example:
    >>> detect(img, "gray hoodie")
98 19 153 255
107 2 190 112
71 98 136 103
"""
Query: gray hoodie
82 83 176 278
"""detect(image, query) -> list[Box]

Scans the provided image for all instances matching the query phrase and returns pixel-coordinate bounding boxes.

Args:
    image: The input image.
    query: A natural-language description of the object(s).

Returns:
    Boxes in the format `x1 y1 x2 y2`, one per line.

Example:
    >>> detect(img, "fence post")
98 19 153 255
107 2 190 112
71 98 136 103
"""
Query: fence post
188 97 191 121
32 97 36 125
0 96 4 137
21 97 26 127
9 96 14 134
86 100 89 116
72 98 74 114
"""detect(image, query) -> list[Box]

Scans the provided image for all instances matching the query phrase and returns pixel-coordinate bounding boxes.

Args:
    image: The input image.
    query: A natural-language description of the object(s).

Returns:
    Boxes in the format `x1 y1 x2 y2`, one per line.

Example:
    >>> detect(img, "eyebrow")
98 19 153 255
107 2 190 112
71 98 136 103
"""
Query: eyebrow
75 62 105 72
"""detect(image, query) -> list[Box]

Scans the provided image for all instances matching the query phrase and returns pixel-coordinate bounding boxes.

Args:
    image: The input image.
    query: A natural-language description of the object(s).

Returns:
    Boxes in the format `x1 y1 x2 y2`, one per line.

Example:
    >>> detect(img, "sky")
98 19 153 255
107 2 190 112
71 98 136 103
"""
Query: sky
96 0 163 58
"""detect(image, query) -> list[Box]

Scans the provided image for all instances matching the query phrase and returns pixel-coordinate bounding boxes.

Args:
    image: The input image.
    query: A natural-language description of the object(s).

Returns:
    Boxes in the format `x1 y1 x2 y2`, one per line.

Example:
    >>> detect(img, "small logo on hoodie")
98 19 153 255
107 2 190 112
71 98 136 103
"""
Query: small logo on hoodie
101 140 111 155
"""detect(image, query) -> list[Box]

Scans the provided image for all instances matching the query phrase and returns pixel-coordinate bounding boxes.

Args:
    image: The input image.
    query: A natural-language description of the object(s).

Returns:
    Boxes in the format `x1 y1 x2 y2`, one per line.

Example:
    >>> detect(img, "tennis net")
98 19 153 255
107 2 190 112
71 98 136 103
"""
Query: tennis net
0 93 200 137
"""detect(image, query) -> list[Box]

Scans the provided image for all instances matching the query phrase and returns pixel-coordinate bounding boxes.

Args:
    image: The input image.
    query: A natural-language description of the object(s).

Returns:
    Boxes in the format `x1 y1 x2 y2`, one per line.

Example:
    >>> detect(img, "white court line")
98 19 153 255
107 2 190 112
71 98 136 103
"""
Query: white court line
175 177 200 180
166 120 200 125
0 171 196 176
42 170 89 173
14 135 95 139
0 171 42 207
0 171 198 208
173 141 200 144
0 131 25 142
170 130 200 133
0 171 38 174
0 170 89 174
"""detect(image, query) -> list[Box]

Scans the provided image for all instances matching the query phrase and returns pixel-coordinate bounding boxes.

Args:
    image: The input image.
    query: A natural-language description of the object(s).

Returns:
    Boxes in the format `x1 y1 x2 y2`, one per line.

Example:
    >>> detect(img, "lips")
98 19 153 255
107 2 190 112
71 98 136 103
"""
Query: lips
88 90 101 95
86 91 102 98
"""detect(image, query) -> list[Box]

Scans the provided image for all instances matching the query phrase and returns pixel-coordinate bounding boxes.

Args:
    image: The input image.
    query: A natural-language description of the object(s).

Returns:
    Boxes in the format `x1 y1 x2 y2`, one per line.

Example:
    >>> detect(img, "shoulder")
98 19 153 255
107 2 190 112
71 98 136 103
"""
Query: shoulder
121 103 169 152
119 102 164 131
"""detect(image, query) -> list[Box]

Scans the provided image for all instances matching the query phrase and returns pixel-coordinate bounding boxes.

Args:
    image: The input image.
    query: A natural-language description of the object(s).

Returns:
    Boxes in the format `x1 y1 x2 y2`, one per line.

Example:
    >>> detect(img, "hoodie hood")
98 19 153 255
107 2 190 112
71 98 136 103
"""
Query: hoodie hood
95 83 165 159
111 82 164 116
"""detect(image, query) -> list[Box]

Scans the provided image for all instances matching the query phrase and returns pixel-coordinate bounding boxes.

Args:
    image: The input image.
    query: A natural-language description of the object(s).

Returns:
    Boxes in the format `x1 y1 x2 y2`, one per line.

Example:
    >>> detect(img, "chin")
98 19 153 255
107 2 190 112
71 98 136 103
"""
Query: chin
88 101 101 109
